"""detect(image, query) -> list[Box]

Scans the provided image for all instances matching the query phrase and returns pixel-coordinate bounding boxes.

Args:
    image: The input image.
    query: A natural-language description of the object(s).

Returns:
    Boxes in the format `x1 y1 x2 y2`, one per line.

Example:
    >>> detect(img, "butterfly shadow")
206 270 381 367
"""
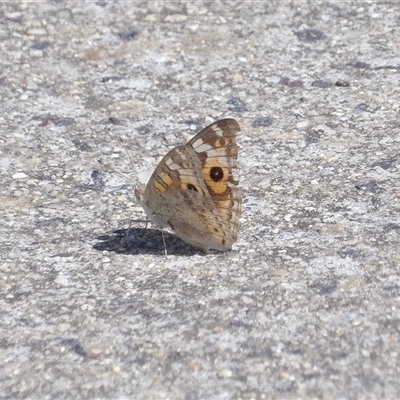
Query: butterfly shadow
93 227 203 256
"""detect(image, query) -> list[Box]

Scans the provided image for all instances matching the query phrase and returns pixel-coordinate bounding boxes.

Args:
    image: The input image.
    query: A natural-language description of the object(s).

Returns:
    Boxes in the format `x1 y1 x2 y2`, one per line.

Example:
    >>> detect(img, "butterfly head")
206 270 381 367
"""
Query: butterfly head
135 184 146 203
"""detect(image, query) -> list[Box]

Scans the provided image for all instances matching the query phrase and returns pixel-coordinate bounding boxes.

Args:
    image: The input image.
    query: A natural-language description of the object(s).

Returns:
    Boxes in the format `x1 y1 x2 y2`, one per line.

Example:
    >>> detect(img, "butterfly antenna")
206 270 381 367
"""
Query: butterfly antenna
119 137 137 177
97 136 140 185
97 158 135 184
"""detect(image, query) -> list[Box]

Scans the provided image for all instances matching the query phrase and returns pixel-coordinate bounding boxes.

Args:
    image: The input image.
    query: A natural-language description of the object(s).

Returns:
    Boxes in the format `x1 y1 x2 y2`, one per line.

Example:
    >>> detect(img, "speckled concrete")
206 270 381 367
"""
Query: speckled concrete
1 1 399 399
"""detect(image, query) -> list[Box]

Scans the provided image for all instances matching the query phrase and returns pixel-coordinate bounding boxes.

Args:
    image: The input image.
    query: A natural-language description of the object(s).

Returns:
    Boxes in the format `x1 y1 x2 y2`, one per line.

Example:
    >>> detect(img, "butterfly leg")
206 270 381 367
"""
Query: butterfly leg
122 220 133 244
113 220 133 251
140 216 149 237
161 231 168 256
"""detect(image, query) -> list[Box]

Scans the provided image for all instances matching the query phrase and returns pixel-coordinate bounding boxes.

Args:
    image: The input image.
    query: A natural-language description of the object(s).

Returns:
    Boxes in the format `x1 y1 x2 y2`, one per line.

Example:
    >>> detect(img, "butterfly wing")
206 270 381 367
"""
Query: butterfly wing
140 144 207 211
137 119 241 251
188 119 242 244
152 189 236 251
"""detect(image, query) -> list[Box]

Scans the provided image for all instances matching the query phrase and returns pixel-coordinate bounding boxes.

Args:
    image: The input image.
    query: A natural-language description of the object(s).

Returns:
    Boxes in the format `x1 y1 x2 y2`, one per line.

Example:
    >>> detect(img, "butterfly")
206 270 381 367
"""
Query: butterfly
135 118 242 252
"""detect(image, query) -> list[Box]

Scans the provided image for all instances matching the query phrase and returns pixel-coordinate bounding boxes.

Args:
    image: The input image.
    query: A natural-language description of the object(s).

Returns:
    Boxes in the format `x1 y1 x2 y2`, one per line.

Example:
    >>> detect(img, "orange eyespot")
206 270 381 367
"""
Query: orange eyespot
202 159 229 195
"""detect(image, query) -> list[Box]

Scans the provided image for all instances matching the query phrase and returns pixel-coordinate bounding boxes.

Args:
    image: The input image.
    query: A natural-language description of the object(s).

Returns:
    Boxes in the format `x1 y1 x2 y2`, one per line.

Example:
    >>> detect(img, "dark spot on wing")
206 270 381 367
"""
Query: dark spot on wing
210 166 223 182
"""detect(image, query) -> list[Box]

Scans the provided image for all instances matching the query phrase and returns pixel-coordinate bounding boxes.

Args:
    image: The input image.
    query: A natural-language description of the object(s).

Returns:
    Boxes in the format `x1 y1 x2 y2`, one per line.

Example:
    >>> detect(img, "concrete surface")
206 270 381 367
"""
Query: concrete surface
1 1 399 399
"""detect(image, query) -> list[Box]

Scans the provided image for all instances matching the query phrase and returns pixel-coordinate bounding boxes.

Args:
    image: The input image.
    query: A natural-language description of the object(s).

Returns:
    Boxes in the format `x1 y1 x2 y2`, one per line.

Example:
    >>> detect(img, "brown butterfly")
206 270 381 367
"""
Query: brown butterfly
135 119 242 251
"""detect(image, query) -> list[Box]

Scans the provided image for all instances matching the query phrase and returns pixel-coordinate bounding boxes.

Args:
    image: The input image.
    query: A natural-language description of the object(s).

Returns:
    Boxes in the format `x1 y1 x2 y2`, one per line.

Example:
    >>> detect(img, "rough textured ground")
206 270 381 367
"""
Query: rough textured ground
1 1 399 399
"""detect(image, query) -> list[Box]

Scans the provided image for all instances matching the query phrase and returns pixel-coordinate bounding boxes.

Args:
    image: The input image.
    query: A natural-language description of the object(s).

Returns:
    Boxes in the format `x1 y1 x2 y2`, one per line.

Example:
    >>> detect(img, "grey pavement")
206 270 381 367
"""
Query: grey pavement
1 1 400 399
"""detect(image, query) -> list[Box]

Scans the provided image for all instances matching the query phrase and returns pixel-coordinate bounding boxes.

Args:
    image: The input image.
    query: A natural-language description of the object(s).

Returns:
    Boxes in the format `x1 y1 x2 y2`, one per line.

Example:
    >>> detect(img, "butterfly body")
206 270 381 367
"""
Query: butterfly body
135 119 242 252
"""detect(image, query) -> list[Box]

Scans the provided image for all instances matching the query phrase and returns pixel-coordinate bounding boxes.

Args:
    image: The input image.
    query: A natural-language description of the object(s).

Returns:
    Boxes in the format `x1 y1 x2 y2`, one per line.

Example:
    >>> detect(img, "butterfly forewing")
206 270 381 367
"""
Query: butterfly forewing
188 119 242 241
